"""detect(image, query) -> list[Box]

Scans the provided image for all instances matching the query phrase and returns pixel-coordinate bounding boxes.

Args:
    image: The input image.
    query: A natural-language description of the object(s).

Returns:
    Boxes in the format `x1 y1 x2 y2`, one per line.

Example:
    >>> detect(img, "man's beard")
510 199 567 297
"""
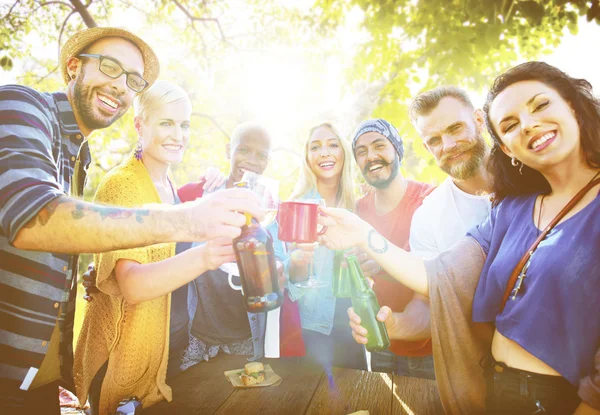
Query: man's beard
439 133 487 180
362 156 400 189
72 68 125 131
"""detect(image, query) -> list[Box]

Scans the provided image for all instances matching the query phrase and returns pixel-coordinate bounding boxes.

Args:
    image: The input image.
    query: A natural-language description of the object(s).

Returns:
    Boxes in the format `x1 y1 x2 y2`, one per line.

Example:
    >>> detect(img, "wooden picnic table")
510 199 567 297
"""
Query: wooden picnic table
142 355 444 414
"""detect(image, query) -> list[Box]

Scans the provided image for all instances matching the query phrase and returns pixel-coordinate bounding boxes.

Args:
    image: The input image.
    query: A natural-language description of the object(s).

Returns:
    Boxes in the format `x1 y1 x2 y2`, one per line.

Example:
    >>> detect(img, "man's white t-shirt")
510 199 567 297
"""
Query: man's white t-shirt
409 177 491 259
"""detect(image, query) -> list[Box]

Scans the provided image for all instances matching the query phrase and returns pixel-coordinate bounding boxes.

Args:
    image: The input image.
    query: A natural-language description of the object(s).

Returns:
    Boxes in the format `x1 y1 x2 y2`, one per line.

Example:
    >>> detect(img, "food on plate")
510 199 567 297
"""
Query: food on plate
239 362 266 386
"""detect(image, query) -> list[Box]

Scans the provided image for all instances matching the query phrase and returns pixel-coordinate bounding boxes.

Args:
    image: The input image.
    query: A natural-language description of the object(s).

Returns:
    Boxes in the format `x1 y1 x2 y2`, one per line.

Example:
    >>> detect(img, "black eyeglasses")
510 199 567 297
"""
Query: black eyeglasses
78 53 148 93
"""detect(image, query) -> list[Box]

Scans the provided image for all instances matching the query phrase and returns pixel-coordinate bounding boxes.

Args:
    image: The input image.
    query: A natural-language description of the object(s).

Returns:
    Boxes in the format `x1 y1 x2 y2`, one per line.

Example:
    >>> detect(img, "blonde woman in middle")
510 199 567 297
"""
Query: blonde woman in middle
73 80 263 414
270 123 367 370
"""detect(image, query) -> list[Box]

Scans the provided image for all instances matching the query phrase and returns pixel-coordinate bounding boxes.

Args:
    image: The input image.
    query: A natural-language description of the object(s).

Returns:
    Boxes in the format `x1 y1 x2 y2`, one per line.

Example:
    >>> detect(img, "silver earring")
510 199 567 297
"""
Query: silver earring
134 140 143 160
511 157 524 175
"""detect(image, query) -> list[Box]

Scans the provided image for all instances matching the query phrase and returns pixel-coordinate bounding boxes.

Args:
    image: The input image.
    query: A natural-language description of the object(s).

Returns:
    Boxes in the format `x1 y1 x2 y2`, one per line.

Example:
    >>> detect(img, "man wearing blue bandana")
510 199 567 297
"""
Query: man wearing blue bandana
350 118 436 379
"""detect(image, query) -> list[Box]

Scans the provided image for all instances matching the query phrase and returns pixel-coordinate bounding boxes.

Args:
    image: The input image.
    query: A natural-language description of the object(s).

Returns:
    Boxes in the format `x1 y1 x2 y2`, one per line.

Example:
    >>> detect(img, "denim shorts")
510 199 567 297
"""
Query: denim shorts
370 349 436 380
484 357 580 414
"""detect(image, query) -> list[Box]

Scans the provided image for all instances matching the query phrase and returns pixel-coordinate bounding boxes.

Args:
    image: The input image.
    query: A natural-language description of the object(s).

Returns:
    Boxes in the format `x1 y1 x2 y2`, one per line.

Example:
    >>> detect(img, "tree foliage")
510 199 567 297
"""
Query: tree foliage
2 0 599 192
1 0 303 199
315 0 597 90
1 0 108 71
313 0 599 182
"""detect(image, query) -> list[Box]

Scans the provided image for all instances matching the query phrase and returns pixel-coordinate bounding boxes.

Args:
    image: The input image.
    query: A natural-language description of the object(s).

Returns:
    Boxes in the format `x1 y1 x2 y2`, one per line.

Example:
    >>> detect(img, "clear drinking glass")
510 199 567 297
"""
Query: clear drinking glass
239 171 279 226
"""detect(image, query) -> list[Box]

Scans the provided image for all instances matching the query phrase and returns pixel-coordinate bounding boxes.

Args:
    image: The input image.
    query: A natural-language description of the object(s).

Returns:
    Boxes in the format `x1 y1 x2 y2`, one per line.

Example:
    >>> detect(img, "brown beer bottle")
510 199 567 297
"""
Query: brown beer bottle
347 255 390 352
233 184 282 313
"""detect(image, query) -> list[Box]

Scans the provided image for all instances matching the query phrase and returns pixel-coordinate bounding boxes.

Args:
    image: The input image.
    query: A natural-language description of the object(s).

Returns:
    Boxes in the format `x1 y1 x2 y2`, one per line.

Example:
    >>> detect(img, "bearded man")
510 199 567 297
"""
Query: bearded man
348 88 493 368
408 86 492 258
0 27 263 413
351 119 436 379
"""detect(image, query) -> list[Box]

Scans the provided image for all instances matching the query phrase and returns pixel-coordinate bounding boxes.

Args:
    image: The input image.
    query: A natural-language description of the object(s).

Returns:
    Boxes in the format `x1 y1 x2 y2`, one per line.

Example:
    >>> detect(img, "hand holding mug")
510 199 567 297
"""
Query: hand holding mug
278 200 327 243
280 199 328 289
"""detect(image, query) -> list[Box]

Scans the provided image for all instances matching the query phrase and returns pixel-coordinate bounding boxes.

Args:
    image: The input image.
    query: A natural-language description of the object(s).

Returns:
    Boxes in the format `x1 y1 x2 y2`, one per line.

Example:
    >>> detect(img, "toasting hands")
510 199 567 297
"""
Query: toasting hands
344 247 381 278
317 207 371 251
184 187 266 241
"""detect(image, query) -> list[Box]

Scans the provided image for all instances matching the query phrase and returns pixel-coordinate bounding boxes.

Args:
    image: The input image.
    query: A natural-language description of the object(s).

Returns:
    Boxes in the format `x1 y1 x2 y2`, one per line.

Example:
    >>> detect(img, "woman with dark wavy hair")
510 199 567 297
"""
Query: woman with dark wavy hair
318 61 600 414
485 61 600 204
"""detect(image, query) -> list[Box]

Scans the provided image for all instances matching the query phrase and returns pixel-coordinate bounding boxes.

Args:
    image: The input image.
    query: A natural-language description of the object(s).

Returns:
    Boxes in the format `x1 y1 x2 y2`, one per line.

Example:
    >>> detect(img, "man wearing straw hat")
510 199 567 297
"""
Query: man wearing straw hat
0 27 264 413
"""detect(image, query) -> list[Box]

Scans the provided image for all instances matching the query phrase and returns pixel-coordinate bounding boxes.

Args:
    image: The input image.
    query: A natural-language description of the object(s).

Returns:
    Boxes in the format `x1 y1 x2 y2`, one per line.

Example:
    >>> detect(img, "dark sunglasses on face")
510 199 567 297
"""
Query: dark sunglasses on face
78 53 148 93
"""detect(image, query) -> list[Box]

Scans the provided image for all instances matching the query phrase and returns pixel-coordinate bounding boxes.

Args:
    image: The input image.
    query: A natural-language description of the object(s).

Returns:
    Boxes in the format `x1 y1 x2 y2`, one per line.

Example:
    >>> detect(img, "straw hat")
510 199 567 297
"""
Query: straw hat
60 27 160 88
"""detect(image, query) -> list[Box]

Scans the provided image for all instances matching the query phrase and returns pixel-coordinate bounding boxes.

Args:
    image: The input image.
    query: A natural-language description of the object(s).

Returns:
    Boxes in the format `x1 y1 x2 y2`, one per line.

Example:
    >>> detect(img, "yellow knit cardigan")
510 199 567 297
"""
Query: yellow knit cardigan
74 154 176 414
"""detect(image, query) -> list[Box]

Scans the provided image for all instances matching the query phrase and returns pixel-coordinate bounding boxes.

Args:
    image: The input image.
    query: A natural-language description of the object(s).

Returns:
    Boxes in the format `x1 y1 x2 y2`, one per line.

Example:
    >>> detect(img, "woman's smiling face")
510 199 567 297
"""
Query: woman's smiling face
138 99 192 165
306 125 345 182
489 80 581 172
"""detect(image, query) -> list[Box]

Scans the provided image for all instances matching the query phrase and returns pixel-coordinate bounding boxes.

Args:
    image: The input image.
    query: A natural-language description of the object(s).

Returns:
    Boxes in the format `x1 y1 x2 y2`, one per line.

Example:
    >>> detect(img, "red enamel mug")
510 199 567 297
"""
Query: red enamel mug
277 201 327 243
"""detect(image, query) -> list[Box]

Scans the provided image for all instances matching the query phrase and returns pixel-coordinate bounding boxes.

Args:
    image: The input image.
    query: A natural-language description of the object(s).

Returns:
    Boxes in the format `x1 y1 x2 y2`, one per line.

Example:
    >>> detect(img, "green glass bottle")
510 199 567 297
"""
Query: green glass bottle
346 255 390 352
332 250 352 298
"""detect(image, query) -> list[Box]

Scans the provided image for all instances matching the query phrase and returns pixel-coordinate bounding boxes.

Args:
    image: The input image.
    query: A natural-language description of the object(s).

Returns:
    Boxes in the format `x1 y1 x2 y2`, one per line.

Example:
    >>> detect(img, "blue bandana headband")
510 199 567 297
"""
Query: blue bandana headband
351 118 404 162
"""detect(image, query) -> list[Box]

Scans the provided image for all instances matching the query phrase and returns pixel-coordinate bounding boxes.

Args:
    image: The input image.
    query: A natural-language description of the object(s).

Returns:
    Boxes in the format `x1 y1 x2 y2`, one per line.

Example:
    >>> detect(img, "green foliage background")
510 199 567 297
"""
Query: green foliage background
3 0 598 200
315 0 599 185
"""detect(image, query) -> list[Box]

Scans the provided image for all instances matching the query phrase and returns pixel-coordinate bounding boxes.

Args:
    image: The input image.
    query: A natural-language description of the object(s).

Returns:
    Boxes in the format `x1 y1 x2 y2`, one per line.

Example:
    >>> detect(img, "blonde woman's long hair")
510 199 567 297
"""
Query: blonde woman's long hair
289 123 356 210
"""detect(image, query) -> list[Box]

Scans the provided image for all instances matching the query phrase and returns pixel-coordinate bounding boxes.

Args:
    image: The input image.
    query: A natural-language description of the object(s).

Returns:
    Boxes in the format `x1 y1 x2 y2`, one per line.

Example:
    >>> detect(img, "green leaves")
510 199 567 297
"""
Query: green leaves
3 0 598 190
517 1 545 26
308 0 599 181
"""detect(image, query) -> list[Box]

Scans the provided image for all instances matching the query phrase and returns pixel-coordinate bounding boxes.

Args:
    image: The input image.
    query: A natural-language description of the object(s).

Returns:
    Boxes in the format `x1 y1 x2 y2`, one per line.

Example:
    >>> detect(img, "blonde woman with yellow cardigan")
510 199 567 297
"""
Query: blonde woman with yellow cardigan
73 81 251 414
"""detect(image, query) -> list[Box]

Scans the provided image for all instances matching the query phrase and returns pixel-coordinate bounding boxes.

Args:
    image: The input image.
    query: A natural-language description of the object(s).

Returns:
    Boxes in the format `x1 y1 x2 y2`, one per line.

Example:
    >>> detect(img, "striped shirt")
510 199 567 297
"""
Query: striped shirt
0 85 90 392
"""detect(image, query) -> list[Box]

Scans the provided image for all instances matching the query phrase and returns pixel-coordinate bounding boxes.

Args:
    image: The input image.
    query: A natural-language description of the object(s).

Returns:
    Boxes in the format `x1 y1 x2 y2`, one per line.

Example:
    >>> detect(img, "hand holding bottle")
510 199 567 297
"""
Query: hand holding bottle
181 187 266 241
199 237 236 271
233 213 282 313
348 306 395 345
343 247 381 278
346 255 390 352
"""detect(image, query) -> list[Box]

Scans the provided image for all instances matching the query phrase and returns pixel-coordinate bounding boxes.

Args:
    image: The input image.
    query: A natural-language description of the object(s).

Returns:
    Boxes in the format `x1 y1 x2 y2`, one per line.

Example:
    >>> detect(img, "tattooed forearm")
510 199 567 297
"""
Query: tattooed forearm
24 197 70 228
72 203 150 223
25 197 151 229
368 228 388 254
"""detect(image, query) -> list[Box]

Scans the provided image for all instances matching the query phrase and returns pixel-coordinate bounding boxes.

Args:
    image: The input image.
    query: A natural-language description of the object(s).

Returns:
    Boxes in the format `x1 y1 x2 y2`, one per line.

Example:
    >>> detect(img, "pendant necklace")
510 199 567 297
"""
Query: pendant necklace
510 170 600 300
